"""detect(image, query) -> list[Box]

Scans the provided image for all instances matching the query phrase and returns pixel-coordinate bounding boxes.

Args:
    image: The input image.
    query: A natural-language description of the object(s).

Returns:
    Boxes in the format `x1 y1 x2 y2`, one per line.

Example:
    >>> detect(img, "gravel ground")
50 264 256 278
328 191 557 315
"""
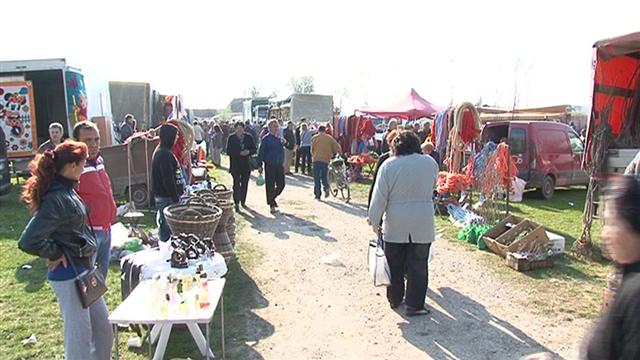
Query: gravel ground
231 173 592 360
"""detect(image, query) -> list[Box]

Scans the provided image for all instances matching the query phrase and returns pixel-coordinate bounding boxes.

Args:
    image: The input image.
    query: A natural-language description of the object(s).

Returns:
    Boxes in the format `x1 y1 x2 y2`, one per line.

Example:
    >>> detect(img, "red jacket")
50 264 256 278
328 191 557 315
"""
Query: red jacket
77 156 117 230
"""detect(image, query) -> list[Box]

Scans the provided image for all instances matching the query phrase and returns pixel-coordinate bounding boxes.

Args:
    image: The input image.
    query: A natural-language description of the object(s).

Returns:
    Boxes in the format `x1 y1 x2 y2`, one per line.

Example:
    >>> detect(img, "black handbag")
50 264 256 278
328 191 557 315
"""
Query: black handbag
248 155 259 170
64 250 108 309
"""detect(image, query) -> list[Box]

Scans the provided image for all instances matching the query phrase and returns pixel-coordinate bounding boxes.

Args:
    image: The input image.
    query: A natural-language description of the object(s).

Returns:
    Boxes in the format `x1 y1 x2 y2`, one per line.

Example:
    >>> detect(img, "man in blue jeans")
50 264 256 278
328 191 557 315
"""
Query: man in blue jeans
73 121 118 280
311 125 342 200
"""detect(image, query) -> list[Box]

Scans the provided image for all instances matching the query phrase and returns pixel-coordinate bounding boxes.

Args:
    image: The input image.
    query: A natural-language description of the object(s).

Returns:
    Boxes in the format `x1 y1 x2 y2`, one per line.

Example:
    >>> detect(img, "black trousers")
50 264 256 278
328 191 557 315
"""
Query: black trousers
384 241 431 309
298 146 312 173
264 163 285 206
231 169 251 205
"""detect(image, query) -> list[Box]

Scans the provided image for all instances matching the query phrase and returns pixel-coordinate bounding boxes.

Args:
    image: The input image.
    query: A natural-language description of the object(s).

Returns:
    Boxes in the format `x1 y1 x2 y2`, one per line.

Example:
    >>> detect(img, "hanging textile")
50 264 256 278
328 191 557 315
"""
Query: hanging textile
357 117 376 140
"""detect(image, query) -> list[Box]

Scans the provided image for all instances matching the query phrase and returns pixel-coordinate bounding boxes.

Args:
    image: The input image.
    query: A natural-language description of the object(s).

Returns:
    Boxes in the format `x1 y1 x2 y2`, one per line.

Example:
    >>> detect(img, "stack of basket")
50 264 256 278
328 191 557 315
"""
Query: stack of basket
194 186 236 263
212 184 237 247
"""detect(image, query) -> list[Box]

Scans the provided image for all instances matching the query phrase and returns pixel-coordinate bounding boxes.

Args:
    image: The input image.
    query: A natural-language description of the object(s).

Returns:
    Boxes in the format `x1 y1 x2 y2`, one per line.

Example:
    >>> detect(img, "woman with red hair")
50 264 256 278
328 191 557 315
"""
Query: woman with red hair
19 141 113 360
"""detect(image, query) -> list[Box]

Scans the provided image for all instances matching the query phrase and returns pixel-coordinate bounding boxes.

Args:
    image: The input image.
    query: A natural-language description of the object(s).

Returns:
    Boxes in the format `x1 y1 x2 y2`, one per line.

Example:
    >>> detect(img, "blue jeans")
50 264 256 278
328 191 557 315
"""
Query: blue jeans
155 196 175 242
313 161 329 199
92 229 110 280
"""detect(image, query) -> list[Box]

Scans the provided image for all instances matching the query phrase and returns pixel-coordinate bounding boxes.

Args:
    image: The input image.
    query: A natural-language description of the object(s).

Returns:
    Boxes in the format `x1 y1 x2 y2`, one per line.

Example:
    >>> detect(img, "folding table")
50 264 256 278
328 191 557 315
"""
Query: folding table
109 278 225 359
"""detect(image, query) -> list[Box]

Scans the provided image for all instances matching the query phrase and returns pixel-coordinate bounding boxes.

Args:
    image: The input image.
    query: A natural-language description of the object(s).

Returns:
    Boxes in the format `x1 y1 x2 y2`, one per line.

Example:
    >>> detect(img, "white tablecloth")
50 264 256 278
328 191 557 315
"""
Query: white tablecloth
120 247 228 280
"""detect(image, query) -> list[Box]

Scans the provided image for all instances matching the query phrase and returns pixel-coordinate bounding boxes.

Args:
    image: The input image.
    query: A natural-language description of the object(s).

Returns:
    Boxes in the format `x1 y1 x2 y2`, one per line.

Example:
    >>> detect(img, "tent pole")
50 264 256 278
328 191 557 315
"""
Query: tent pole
127 141 133 208
145 139 151 208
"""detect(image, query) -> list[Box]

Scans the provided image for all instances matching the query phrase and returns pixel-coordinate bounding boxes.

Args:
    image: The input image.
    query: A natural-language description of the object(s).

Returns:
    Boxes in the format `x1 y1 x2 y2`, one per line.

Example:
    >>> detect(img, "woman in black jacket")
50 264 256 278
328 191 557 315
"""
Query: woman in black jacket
226 122 257 211
19 141 112 360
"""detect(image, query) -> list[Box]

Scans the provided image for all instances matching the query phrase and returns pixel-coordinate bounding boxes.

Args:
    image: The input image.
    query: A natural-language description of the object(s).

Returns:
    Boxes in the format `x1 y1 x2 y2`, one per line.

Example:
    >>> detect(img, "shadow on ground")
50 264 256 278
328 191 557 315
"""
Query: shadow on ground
240 207 337 242
399 287 559 360
14 257 48 293
160 259 273 360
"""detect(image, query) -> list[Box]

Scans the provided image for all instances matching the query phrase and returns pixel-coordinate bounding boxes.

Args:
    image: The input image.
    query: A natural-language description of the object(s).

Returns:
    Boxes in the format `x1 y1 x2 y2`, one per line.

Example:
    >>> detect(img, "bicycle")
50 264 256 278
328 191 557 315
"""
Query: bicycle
328 155 351 202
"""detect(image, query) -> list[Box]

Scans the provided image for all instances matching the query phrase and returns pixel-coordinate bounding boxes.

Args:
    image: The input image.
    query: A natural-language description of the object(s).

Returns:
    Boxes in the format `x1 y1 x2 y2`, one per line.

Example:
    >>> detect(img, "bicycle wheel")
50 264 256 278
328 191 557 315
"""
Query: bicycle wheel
340 183 351 202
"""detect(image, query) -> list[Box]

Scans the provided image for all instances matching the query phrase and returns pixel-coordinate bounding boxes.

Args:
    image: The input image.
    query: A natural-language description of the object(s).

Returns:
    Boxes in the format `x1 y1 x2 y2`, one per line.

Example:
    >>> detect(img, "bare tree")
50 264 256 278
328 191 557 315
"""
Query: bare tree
250 86 261 98
288 76 314 94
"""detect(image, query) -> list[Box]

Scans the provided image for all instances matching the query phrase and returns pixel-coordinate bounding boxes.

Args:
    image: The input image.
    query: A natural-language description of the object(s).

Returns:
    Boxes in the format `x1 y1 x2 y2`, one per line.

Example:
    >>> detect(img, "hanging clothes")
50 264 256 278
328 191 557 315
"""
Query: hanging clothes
357 117 376 140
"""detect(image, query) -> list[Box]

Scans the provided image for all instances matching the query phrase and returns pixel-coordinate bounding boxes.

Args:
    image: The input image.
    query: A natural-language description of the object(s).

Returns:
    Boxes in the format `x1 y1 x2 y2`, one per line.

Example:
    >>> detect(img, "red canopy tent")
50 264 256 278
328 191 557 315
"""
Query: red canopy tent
356 88 442 119
585 32 640 164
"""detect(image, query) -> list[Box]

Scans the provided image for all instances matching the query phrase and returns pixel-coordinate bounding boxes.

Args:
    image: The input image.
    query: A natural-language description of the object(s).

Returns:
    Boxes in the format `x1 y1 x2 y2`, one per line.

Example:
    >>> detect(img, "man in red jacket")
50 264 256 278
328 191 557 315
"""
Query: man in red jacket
73 121 117 280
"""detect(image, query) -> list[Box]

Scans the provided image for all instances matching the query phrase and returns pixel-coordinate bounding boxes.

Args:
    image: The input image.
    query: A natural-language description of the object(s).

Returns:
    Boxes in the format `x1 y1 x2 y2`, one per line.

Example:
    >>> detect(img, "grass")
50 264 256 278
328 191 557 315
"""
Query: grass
350 179 611 319
0 164 267 359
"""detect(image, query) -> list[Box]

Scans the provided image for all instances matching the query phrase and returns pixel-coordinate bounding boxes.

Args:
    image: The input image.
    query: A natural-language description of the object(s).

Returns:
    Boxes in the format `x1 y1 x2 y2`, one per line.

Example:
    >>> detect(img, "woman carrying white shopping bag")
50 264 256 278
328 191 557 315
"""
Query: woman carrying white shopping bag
368 130 439 317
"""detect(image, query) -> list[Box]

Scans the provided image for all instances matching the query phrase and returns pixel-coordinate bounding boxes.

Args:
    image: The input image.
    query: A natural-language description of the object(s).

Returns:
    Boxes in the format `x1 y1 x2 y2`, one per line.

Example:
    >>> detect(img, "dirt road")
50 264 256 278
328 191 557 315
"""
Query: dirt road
229 172 591 359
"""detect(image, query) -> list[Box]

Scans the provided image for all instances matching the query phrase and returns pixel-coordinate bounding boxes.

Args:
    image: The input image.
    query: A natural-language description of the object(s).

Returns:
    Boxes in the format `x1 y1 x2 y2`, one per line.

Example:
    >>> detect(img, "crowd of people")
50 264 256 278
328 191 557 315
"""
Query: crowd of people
13 112 640 359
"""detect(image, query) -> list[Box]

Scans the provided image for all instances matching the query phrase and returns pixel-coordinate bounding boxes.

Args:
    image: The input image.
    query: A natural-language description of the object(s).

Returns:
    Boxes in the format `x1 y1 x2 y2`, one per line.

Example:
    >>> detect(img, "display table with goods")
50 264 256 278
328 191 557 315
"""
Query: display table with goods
109 275 226 360
115 182 237 358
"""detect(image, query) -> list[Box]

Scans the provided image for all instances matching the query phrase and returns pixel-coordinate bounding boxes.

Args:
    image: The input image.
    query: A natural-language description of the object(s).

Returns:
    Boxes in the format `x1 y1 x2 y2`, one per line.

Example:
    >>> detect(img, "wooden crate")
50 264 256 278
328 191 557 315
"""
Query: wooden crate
483 215 523 242
506 252 554 271
483 218 549 257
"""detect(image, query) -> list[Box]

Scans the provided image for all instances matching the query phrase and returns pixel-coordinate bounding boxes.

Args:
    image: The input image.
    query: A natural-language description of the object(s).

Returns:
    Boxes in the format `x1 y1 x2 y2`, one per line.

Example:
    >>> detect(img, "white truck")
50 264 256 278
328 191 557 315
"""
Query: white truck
0 58 87 158
279 94 334 124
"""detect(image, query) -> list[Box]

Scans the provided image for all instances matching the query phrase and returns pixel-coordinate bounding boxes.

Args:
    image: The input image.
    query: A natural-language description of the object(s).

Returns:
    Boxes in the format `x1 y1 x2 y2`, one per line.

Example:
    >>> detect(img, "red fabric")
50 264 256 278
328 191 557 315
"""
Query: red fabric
356 88 442 119
459 109 480 143
77 156 117 229
437 171 469 195
585 32 640 164
495 143 517 186
357 117 376 139
167 119 187 165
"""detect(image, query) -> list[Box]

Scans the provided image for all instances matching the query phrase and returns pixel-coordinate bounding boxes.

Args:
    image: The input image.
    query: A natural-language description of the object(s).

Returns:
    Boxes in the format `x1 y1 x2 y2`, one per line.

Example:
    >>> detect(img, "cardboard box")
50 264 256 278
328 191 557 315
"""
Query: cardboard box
545 231 565 255
506 252 554 272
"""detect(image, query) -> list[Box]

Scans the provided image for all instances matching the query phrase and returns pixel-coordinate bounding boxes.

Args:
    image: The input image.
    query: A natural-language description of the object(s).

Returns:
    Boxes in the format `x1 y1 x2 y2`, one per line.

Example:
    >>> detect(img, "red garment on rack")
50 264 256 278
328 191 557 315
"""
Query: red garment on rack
357 117 376 139
459 109 480 143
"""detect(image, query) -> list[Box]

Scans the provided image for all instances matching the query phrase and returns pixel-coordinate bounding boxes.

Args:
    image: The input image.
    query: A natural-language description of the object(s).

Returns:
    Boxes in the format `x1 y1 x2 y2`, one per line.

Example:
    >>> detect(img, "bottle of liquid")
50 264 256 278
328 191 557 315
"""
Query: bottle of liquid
199 279 210 309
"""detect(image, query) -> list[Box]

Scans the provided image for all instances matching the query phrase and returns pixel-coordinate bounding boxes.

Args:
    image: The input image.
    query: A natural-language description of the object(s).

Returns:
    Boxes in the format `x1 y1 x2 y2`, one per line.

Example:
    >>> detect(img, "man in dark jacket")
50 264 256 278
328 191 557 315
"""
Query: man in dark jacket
283 121 296 175
226 122 257 211
380 119 398 154
152 124 184 242
257 119 285 214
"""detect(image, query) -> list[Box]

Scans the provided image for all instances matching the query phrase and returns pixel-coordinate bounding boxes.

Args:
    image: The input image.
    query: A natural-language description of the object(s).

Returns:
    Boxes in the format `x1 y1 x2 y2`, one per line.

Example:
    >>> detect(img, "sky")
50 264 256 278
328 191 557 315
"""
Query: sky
4 0 639 115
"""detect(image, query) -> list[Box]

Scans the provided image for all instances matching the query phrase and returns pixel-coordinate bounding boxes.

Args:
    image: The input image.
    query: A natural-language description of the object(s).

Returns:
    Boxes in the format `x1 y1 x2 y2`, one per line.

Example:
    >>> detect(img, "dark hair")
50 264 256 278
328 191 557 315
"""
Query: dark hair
318 125 326 132
606 176 640 235
234 122 245 129
214 124 222 132
393 130 422 156
72 120 99 140
21 141 88 213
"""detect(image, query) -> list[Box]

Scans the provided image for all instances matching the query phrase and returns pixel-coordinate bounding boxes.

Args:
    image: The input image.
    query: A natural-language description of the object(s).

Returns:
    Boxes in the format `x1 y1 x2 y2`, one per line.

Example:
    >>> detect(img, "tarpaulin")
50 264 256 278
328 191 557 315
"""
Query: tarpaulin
356 88 442 119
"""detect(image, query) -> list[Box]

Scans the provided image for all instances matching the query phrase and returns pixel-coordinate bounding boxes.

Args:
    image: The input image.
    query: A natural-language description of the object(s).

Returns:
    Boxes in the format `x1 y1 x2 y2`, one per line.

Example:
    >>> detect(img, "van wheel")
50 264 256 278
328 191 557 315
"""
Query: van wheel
128 184 149 208
537 176 555 200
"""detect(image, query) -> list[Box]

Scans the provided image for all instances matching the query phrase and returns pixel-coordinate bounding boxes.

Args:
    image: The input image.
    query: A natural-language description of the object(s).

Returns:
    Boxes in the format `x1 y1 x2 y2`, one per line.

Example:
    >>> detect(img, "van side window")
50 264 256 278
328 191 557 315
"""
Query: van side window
508 128 526 154
568 131 584 155
539 130 572 153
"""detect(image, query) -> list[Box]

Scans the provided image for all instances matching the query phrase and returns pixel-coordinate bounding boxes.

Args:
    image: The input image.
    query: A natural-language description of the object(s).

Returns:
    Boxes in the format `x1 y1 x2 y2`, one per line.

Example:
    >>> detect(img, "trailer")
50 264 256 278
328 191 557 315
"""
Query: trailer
277 94 333 124
0 58 88 158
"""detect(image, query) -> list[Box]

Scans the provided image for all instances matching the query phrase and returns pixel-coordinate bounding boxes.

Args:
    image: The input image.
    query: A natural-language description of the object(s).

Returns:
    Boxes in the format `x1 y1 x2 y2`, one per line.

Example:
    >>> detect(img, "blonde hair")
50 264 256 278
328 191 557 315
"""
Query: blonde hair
421 141 434 154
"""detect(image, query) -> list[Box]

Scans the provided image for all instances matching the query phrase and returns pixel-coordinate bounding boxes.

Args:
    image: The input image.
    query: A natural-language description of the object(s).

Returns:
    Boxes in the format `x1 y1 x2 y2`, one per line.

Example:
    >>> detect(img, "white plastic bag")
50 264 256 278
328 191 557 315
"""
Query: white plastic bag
509 177 526 202
368 235 391 287
428 242 435 263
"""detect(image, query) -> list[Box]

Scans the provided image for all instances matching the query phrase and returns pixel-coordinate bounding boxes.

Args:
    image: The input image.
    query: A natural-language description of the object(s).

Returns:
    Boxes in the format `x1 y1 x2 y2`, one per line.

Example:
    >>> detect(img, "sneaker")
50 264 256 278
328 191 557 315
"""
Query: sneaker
324 191 330 198
405 306 431 317
270 206 277 214
235 204 240 212
314 197 321 200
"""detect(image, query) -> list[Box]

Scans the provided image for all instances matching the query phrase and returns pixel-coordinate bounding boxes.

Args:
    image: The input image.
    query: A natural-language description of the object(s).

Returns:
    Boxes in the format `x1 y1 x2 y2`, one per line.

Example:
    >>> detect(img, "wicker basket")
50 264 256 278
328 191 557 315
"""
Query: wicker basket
193 189 218 206
212 184 233 201
214 199 235 234
163 203 222 240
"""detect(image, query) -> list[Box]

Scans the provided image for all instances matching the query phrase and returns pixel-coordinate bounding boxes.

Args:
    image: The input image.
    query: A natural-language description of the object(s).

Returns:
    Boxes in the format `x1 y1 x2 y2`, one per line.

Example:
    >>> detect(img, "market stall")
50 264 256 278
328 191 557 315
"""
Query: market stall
578 31 640 258
111 178 238 359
